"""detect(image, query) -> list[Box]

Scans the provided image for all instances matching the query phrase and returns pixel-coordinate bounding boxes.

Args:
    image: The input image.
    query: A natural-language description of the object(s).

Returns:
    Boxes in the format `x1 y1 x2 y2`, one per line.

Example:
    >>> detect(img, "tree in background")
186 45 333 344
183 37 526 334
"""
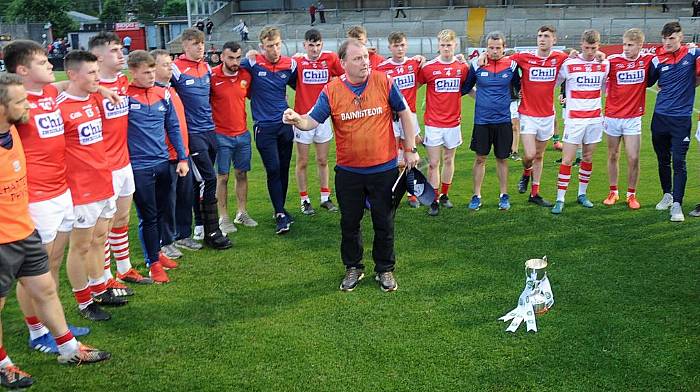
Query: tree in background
6 0 78 38
100 0 126 23
161 0 186 16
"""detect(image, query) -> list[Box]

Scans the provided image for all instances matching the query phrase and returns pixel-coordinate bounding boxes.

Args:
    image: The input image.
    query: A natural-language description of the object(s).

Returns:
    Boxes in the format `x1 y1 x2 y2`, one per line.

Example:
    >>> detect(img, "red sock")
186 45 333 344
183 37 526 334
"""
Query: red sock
440 182 451 196
73 286 93 309
523 167 533 177
54 330 75 346
88 279 106 296
0 346 7 362
531 183 540 197
25 316 42 330
627 187 636 197
433 188 439 201
610 185 618 192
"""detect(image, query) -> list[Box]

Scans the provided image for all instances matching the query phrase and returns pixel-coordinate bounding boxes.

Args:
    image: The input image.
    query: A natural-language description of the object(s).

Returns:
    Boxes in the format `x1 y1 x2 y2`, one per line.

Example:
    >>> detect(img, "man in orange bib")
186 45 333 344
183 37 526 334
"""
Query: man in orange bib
284 39 419 293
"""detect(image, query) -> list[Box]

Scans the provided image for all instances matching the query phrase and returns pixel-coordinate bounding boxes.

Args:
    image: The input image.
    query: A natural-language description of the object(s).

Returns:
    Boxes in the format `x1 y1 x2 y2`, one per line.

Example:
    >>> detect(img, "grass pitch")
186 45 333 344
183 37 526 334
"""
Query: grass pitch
3 72 698 391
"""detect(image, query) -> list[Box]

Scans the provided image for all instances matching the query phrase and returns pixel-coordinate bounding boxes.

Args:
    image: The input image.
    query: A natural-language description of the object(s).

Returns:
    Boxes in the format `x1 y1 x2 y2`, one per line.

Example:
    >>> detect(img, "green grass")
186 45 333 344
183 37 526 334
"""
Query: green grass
6 72 699 391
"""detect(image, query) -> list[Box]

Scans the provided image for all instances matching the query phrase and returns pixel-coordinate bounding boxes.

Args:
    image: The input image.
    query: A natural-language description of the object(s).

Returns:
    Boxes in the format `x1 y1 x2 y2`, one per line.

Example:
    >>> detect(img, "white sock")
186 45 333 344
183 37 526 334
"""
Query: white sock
57 338 80 357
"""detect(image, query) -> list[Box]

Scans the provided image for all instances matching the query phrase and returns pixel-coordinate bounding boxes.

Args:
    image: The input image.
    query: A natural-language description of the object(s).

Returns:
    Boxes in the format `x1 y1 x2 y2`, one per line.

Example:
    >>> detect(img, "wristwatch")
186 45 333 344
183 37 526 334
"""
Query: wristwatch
409 146 418 153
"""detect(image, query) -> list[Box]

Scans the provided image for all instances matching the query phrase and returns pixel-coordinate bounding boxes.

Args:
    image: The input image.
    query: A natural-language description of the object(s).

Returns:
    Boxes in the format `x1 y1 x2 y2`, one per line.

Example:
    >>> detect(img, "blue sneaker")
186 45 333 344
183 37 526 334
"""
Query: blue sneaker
28 333 58 354
468 195 482 211
577 194 594 208
551 200 565 214
68 324 90 337
275 214 290 235
498 194 511 210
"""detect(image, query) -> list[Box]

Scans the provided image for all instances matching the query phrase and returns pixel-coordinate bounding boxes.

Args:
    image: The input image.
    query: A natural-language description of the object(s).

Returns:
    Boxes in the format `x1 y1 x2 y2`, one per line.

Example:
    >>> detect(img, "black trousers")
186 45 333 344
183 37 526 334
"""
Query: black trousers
335 167 398 273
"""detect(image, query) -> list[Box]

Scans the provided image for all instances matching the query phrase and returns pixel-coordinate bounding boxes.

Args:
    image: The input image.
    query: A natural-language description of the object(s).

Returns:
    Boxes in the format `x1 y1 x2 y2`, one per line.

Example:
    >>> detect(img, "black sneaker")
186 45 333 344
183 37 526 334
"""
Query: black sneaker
204 230 233 250
574 157 582 167
283 209 295 224
428 201 439 216
528 194 554 207
301 200 315 215
555 157 563 164
438 194 454 208
518 175 530 194
689 204 700 217
320 199 339 212
0 365 34 389
340 267 365 291
375 271 398 292
78 303 111 321
275 214 290 235
92 291 128 307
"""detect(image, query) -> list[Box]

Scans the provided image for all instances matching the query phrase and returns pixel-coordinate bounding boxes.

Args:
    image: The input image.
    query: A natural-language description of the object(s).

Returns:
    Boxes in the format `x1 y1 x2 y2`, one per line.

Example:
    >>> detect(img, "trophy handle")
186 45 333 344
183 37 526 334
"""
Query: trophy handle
542 255 547 263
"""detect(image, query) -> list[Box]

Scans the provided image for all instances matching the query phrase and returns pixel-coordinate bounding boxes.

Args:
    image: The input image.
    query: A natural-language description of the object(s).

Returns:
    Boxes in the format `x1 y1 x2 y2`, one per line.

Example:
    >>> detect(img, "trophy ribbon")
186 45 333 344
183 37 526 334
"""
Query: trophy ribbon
499 277 537 332
539 275 555 309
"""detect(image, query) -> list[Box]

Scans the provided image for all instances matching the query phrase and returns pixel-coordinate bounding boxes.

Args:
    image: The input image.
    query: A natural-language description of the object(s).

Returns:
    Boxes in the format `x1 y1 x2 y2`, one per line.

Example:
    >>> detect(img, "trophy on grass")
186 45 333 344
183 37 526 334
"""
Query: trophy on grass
499 256 555 333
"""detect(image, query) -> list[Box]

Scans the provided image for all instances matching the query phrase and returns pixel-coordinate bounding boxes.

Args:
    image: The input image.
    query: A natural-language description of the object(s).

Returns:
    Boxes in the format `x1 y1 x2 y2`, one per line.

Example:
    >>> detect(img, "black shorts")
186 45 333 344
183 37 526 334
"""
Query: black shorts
470 122 513 159
0 231 49 297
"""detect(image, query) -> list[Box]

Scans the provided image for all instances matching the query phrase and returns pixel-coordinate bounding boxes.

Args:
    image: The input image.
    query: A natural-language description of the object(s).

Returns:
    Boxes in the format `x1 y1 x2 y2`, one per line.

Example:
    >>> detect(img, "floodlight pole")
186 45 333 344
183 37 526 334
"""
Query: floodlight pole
186 0 192 27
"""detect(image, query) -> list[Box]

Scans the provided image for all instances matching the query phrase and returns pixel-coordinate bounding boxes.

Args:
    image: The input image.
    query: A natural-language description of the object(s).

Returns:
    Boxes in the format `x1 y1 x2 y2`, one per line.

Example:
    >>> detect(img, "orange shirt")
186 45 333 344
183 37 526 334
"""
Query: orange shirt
99 73 131 170
165 85 190 160
0 127 35 244
324 71 396 167
210 65 250 137
16 84 68 202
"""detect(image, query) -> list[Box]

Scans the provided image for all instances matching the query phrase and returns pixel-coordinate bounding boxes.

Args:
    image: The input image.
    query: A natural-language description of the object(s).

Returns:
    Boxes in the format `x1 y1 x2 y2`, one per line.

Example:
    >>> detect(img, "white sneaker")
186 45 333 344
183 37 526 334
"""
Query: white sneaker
234 211 258 227
656 193 673 210
193 225 204 240
219 217 237 234
670 202 685 222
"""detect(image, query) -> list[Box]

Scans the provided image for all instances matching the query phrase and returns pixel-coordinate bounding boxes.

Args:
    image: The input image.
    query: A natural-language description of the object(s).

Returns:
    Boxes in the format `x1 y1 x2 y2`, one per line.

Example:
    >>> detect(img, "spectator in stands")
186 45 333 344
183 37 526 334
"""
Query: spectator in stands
233 19 249 41
693 0 700 16
395 0 407 18
318 1 326 23
196 19 205 31
123 35 132 53
661 0 669 12
206 19 214 40
309 3 317 25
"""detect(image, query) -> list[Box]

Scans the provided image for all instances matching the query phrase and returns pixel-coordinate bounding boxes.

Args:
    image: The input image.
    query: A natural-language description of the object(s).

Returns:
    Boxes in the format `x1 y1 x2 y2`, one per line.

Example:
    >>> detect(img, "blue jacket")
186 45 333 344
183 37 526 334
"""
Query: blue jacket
126 84 187 171
648 46 700 117
171 55 215 133
463 56 520 125
240 54 297 126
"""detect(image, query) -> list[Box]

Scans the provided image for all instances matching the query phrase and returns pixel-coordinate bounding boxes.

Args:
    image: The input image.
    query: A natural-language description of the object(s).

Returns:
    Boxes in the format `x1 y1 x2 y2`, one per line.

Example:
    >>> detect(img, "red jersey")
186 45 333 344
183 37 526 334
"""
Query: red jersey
16 84 68 202
166 85 190 160
605 53 653 119
376 57 421 113
369 51 385 70
0 127 34 244
99 73 130 170
294 51 344 114
57 92 114 205
210 65 251 137
418 57 468 127
511 50 569 117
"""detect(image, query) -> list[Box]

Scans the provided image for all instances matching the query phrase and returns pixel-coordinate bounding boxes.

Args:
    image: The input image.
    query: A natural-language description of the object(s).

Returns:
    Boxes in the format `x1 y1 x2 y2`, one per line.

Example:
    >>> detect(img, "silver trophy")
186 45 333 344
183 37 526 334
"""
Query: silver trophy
525 257 550 315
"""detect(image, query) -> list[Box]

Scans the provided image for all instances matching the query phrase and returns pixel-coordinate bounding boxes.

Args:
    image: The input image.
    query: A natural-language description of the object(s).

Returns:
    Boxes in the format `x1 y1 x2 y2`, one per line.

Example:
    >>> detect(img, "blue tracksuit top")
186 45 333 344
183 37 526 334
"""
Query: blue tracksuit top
171 55 215 133
126 84 187 171
240 54 297 126
648 45 700 117
462 56 520 125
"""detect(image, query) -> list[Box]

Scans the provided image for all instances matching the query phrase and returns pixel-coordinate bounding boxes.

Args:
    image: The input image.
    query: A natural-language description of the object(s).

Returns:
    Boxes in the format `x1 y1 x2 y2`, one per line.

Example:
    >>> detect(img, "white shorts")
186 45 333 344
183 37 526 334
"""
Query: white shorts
510 100 520 119
423 125 462 149
392 112 420 139
73 198 116 229
562 121 604 145
604 116 642 137
520 114 555 141
294 118 333 144
111 164 135 199
28 189 75 244
696 123 700 142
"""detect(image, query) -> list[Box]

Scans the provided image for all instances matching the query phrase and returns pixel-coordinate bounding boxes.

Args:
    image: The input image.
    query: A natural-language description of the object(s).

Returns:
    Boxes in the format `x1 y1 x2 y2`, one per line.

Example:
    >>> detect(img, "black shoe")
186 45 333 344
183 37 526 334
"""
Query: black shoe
0 365 34 389
78 303 111 321
555 157 563 164
518 175 530 194
320 199 339 212
283 209 295 224
574 157 581 167
204 230 233 250
428 201 439 216
301 200 315 215
275 214 290 235
528 194 554 207
340 267 364 291
438 194 454 208
93 291 128 307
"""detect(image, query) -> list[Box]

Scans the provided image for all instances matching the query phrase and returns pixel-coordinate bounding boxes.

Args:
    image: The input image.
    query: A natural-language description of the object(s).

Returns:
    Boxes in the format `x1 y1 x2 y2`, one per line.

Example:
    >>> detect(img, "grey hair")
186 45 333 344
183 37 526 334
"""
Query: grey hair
486 31 506 45
0 73 23 107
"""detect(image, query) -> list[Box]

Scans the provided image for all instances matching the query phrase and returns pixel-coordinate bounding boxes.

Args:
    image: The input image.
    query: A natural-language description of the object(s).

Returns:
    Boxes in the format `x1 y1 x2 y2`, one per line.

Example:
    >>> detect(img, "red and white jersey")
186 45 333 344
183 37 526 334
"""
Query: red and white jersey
511 50 569 117
57 92 114 206
294 51 344 114
418 57 468 128
376 57 421 113
369 51 385 70
16 84 68 203
99 73 130 171
605 53 653 119
557 56 609 123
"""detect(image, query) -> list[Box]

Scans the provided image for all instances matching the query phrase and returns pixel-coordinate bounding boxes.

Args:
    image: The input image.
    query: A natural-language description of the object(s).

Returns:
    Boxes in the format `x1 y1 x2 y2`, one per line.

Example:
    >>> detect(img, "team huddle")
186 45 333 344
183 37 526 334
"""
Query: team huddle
0 18 697 388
